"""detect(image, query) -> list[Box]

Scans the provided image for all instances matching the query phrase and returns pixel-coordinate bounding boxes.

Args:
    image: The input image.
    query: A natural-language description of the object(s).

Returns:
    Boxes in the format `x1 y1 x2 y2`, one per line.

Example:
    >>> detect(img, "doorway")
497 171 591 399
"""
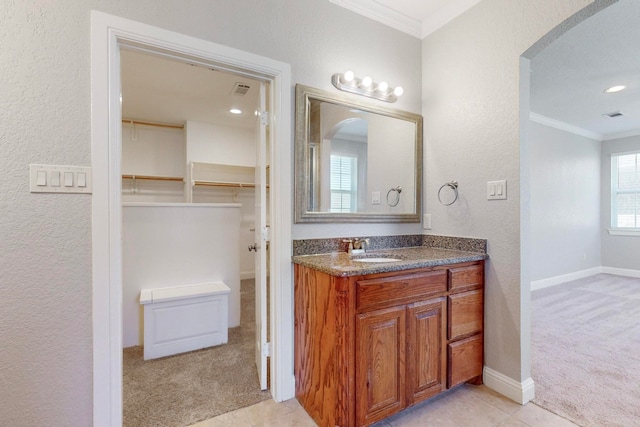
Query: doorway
91 12 293 427
520 0 636 423
119 49 270 425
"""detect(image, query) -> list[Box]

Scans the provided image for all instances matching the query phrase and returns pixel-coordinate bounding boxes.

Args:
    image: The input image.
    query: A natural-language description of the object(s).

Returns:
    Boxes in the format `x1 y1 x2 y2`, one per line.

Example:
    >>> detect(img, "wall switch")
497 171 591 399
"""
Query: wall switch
50 171 61 187
372 191 381 205
423 213 432 230
487 180 507 200
36 170 47 186
64 172 74 187
30 164 92 194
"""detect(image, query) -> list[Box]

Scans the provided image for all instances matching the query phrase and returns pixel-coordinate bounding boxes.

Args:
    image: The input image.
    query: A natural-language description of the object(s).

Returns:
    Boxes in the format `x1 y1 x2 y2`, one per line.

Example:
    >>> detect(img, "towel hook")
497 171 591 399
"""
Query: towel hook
437 180 458 206
386 186 402 207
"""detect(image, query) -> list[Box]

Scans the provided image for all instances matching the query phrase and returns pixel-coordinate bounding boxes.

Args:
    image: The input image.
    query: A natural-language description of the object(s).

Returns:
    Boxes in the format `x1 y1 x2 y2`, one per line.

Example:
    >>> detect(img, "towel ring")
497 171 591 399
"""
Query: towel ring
386 186 402 207
438 181 459 206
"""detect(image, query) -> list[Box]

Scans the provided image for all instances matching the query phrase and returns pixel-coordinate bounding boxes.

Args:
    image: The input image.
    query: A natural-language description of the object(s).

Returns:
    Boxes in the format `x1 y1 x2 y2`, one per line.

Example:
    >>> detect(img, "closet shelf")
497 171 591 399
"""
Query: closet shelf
123 174 184 182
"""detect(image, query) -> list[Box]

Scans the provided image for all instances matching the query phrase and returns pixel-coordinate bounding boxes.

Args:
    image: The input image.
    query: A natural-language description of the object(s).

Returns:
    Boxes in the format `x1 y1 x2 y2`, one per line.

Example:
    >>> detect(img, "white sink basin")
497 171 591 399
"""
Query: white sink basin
353 257 402 263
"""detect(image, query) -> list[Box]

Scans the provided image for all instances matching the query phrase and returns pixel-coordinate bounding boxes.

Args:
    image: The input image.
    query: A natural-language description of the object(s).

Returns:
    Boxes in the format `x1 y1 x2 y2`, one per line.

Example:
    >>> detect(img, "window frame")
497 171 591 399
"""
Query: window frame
329 153 358 213
609 150 640 236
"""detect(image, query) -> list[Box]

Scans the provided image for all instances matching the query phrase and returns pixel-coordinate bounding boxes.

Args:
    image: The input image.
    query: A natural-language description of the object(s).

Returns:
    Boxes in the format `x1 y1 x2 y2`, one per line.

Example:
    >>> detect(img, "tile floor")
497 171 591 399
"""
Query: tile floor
190 384 578 427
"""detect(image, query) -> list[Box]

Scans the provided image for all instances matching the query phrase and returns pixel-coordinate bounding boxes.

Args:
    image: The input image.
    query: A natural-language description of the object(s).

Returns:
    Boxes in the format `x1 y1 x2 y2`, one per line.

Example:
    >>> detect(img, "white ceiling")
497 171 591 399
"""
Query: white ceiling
530 0 640 140
121 49 261 130
122 1 640 141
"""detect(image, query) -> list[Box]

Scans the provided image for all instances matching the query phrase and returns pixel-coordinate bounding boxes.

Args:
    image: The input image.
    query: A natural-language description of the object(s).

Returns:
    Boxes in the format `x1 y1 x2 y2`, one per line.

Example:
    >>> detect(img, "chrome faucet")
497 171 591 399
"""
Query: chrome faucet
353 238 369 251
342 237 369 255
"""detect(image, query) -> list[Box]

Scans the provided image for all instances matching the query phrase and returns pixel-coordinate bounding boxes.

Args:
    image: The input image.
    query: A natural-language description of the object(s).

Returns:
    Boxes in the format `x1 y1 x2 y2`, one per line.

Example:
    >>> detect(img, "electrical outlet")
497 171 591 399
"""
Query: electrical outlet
372 191 381 205
423 213 432 230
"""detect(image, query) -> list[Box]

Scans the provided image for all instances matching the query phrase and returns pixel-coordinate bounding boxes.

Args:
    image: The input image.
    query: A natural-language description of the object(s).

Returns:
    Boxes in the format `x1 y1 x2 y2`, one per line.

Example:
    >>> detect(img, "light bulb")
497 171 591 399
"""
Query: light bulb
393 86 404 97
229 108 242 115
343 70 355 83
361 76 372 88
377 81 388 92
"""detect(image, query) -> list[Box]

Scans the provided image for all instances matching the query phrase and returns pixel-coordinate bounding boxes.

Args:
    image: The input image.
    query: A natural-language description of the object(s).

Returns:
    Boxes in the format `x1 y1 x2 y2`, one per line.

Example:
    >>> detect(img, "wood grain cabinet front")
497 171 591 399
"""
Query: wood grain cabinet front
356 306 406 426
294 260 484 427
447 263 484 388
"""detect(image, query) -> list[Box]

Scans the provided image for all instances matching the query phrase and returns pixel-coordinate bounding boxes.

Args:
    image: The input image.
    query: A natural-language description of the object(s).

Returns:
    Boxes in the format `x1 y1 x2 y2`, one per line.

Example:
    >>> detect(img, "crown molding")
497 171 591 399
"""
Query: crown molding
421 0 482 38
529 112 604 141
602 129 640 141
329 0 421 38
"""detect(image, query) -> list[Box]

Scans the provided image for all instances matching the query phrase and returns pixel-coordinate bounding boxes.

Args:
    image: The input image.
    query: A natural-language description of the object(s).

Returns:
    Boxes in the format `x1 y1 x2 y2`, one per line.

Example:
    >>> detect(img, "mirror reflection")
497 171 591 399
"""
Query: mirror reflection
295 84 422 223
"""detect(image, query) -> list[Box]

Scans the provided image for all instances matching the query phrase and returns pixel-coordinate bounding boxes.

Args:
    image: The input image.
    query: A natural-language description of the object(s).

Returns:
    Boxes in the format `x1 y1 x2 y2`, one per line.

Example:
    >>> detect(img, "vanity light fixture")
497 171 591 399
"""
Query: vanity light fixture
604 85 626 93
229 108 242 115
332 71 403 103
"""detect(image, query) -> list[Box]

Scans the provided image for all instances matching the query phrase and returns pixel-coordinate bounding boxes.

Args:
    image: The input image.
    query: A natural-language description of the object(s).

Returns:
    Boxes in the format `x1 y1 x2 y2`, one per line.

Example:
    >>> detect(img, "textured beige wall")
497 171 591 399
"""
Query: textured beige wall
421 0 601 383
0 0 420 425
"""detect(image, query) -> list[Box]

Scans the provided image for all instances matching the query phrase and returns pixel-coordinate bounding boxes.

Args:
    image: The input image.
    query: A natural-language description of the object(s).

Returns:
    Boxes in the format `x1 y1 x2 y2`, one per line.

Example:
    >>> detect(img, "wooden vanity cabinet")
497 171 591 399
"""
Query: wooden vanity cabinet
354 270 447 426
294 261 484 427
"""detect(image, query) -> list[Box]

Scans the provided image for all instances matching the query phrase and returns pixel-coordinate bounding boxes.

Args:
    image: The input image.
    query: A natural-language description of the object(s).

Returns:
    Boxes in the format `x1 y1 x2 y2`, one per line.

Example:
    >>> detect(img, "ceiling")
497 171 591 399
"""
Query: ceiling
122 1 639 141
121 49 261 130
529 0 640 140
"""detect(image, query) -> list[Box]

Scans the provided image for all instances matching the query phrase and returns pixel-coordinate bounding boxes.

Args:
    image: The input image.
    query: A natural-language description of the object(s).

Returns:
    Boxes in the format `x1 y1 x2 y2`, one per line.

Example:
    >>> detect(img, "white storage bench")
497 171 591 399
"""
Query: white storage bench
139 282 230 360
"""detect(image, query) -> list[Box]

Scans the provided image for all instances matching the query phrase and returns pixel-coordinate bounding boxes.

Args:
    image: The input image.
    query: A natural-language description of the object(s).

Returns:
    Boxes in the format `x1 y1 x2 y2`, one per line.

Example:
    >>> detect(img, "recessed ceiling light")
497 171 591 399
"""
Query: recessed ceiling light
604 85 626 93
229 108 242 115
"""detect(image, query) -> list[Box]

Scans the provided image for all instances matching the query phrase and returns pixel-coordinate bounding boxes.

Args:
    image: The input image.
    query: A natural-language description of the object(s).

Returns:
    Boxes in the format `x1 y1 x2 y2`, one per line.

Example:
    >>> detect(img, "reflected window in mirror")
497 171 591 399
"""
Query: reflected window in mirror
330 153 358 213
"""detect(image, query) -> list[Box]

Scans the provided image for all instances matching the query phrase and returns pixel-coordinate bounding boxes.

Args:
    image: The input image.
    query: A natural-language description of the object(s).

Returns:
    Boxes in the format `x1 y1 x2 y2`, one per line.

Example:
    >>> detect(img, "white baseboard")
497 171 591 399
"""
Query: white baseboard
531 266 640 291
601 267 640 278
483 367 535 404
530 267 602 291
240 271 255 280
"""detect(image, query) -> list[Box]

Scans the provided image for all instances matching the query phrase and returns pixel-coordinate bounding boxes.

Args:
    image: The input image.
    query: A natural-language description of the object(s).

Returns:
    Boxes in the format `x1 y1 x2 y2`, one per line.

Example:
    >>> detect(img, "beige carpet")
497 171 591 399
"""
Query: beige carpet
531 273 640 427
123 279 271 427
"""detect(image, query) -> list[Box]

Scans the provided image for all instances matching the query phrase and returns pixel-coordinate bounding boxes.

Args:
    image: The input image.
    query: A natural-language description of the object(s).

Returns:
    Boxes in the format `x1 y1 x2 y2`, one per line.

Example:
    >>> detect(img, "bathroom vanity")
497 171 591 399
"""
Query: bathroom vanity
293 246 486 427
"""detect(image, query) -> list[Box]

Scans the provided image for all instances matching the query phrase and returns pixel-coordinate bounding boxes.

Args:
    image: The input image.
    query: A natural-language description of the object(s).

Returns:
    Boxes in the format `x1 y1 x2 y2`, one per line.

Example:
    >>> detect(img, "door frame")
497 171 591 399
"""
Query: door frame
90 11 293 427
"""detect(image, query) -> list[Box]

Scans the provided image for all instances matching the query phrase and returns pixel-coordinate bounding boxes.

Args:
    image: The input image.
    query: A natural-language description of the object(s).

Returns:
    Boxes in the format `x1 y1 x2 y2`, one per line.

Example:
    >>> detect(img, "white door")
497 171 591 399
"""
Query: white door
254 81 269 390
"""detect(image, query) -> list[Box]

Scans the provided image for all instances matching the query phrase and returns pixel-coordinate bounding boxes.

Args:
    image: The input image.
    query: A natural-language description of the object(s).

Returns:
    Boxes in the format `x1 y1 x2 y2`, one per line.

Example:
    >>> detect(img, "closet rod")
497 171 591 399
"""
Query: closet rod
122 174 184 182
122 119 184 129
193 181 256 188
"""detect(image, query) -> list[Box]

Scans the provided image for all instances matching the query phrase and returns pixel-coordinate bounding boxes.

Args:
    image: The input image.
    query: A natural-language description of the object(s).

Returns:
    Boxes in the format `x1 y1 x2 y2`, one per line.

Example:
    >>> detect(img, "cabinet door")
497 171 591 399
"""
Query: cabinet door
356 306 406 426
406 297 447 406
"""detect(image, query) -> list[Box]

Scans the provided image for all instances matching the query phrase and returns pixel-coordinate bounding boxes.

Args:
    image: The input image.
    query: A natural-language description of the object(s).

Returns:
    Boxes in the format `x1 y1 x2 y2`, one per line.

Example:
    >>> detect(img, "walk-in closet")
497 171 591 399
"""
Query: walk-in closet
119 49 270 427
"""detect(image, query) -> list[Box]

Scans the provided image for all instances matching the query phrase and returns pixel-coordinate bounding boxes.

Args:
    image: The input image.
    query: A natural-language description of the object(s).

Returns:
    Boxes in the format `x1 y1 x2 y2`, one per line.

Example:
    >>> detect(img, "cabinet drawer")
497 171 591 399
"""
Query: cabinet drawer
356 271 447 312
447 334 483 388
448 263 483 292
448 289 483 340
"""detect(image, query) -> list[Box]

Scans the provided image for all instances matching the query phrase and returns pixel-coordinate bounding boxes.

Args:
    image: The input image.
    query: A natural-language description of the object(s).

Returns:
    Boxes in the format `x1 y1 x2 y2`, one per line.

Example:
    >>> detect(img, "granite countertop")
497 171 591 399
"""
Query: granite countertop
292 246 488 277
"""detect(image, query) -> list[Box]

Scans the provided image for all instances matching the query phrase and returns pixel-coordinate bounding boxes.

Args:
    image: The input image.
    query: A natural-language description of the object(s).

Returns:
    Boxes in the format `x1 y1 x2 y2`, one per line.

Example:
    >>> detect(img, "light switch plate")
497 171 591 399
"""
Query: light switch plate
487 180 507 200
30 164 92 194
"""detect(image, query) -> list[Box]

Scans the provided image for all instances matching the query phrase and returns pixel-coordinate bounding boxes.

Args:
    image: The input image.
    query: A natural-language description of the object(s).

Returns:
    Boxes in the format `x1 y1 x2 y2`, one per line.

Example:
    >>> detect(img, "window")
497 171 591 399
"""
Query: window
330 154 357 213
611 152 640 229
